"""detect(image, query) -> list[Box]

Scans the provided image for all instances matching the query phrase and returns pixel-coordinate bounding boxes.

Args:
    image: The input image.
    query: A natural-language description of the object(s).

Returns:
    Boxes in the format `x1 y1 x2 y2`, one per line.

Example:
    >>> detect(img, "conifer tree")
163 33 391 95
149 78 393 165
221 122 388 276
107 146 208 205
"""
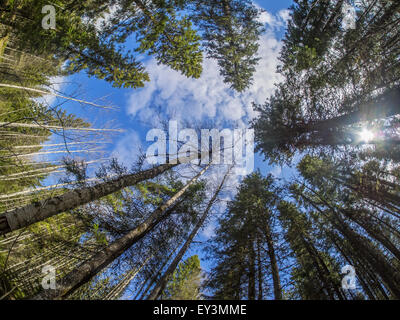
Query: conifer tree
189 0 264 91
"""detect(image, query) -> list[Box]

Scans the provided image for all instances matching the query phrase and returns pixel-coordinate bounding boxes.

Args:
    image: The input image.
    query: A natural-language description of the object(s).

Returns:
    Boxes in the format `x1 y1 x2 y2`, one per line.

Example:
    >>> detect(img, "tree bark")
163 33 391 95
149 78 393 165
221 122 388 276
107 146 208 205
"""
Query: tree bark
146 167 230 300
0 163 178 235
33 164 210 299
256 238 263 300
307 86 400 131
264 223 282 300
247 239 256 300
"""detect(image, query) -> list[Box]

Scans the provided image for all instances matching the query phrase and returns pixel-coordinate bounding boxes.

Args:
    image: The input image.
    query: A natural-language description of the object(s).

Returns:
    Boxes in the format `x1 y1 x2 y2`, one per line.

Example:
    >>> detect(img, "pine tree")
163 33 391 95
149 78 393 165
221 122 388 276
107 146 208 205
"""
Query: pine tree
205 171 282 299
189 0 264 92
252 0 400 164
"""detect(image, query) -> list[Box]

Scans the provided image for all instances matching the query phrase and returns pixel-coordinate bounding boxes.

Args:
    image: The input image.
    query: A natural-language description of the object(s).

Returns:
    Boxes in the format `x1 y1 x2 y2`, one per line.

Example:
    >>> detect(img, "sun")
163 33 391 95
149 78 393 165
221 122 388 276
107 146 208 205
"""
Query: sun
359 128 375 143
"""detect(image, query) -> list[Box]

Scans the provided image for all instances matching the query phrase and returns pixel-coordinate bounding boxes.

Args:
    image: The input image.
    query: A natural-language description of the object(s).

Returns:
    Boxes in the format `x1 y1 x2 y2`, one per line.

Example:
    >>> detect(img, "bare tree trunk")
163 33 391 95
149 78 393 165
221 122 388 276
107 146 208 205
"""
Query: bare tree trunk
146 167 230 300
33 164 211 299
0 159 102 180
0 83 116 110
104 256 151 300
0 121 122 132
0 163 178 235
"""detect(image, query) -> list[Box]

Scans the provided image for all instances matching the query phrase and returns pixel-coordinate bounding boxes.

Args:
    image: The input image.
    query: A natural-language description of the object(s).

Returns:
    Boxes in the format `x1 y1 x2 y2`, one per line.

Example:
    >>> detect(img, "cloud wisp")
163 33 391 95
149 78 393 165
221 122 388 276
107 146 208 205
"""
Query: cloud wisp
125 10 289 129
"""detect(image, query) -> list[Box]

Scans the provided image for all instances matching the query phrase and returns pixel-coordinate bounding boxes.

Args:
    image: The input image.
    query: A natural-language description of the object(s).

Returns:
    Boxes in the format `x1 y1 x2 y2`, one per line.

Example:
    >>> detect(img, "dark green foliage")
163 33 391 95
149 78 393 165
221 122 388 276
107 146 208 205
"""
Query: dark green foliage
205 172 282 300
252 0 400 164
189 0 264 91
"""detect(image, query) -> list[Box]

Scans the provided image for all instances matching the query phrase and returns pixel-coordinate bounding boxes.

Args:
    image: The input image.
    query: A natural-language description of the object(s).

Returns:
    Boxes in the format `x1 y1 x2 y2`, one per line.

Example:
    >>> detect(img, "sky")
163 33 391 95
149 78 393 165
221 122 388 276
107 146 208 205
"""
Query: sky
43 0 295 292
49 0 294 176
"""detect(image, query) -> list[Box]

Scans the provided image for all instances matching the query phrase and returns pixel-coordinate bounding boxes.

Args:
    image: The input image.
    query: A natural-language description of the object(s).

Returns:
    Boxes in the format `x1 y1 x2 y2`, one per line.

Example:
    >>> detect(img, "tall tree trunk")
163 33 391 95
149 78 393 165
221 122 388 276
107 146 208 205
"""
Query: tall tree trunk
256 238 263 300
146 168 230 300
310 87 400 131
0 83 115 110
264 223 282 300
104 256 151 300
136 244 180 300
299 235 335 300
247 239 256 300
0 163 178 235
32 164 210 299
0 121 122 132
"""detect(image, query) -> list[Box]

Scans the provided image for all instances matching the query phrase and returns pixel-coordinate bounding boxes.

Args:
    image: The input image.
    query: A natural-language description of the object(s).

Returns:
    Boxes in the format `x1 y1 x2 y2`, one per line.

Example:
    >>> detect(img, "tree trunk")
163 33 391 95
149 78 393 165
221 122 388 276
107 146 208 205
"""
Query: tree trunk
0 163 178 235
0 121 122 132
334 214 400 299
136 245 179 300
264 223 282 300
104 256 151 300
146 167 230 300
307 87 400 131
304 188 400 298
247 239 256 300
256 238 263 300
0 83 115 110
32 164 210 300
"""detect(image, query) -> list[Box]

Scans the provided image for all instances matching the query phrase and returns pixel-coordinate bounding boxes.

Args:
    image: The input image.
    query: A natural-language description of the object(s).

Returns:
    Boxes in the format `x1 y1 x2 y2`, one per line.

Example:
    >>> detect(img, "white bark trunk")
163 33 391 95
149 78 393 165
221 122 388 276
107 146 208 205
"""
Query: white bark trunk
0 163 178 235
33 164 210 299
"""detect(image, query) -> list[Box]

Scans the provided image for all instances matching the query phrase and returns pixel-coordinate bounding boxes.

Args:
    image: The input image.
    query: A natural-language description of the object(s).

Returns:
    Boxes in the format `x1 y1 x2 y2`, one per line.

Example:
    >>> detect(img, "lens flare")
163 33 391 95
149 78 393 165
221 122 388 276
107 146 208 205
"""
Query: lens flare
359 128 374 142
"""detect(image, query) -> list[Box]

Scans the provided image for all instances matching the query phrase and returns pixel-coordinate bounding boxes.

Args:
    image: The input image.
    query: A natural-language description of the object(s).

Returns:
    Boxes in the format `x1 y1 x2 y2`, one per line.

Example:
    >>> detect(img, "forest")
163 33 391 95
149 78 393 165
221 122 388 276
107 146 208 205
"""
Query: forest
0 0 399 300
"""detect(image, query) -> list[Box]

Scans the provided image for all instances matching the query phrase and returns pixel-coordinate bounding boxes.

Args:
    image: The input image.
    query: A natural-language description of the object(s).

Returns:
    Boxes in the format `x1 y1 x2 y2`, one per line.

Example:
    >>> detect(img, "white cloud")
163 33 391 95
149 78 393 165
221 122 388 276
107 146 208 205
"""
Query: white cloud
34 76 65 106
269 165 282 178
125 10 286 129
259 9 290 29
201 219 217 239
111 130 143 166
278 9 291 24
115 10 289 197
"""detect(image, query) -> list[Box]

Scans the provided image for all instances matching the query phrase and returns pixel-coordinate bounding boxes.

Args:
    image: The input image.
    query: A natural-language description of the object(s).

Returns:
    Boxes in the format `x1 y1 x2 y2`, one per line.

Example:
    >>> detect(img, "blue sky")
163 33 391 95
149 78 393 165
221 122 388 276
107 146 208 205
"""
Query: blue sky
49 0 293 175
43 0 295 296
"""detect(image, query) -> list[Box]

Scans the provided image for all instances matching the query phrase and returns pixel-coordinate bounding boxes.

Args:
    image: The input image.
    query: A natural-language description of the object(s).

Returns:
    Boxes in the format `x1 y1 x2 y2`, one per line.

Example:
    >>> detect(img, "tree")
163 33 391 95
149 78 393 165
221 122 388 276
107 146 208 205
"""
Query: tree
161 255 202 300
205 171 282 300
0 162 178 235
287 155 400 299
278 201 345 300
1 0 150 88
57 167 206 301
33 163 210 299
252 0 400 164
0 212 95 299
189 0 264 91
1 0 204 88
104 0 203 79
147 167 230 300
